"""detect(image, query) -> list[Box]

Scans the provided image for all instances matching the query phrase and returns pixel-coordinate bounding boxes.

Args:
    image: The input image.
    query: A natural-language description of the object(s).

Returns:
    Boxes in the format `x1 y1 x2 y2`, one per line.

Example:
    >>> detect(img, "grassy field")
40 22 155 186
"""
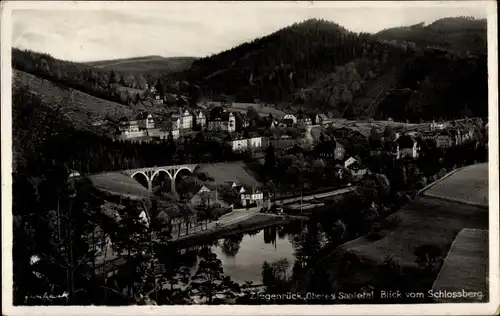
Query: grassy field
88 172 152 199
346 196 488 267
13 69 133 131
431 228 488 303
296 164 490 294
87 55 196 74
228 104 287 118
196 161 261 187
423 163 488 206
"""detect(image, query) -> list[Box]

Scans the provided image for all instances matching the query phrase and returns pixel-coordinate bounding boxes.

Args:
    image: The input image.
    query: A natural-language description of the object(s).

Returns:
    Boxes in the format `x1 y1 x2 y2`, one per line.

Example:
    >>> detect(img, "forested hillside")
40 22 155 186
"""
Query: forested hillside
165 17 487 121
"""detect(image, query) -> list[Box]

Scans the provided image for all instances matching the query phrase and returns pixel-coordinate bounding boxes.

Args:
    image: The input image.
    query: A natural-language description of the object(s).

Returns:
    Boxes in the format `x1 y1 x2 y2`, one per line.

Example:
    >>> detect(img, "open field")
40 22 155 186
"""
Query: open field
296 163 490 294
88 172 152 200
431 228 488 303
423 163 488 207
87 55 196 74
228 103 287 118
196 161 261 186
346 196 488 267
13 69 133 131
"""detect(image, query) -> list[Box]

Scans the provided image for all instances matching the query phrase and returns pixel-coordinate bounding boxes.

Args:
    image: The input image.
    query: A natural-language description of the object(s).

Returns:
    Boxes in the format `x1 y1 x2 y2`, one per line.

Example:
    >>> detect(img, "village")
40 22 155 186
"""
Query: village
86 82 487 246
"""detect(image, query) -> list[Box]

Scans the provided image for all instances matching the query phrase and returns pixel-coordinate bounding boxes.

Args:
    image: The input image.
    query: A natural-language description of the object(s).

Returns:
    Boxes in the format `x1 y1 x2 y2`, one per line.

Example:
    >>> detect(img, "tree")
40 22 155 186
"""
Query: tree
119 76 126 86
264 144 277 174
189 249 238 304
414 244 442 271
383 125 396 141
109 70 118 84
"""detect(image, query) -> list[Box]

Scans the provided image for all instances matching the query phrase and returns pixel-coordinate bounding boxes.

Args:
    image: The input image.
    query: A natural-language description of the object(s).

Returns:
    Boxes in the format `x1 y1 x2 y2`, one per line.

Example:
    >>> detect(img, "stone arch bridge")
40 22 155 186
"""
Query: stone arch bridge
122 164 199 193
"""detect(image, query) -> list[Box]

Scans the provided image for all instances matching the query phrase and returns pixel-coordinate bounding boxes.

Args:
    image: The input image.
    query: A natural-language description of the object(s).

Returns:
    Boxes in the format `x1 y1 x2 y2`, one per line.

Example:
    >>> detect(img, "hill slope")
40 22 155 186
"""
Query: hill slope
13 69 134 132
87 55 197 75
375 17 487 54
165 17 487 121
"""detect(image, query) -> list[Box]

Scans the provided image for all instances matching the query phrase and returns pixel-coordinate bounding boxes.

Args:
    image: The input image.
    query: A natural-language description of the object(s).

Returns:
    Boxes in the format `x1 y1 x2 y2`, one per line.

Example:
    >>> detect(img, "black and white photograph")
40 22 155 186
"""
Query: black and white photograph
1 1 498 315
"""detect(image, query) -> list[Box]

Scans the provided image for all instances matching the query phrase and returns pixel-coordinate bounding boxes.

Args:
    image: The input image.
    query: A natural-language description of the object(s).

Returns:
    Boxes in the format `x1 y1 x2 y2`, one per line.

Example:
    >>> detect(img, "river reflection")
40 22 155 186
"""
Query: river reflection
210 224 299 285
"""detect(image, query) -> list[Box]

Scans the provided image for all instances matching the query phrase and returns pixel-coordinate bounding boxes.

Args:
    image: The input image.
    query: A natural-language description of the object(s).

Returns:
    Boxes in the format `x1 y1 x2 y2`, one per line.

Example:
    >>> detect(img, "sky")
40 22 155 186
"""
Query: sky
10 1 489 62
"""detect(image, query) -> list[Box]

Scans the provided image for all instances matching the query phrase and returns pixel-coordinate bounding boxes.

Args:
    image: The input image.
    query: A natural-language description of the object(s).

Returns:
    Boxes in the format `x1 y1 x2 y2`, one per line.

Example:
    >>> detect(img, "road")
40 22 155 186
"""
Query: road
168 207 261 238
276 186 356 205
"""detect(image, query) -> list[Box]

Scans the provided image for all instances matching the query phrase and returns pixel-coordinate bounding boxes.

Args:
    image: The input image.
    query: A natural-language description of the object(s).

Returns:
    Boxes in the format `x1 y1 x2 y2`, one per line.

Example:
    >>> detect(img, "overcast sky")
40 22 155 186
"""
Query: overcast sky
10 1 488 62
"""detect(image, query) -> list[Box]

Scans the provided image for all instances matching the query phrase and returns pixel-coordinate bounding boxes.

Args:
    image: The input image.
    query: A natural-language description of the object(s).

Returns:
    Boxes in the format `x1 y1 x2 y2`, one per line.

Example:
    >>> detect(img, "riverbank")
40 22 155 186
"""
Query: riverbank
172 213 292 248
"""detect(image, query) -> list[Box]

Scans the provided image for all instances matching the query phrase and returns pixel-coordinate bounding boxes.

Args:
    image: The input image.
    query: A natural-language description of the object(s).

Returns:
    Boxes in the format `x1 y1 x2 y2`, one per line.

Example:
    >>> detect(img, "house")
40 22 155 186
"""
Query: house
316 114 332 126
435 130 455 148
240 186 264 207
173 108 194 130
189 185 219 208
395 134 420 159
169 113 181 130
344 157 367 181
136 112 155 129
226 135 264 153
153 94 163 105
283 114 297 124
297 114 312 128
118 116 146 139
207 106 236 132
196 110 207 129
315 139 346 164
280 118 295 128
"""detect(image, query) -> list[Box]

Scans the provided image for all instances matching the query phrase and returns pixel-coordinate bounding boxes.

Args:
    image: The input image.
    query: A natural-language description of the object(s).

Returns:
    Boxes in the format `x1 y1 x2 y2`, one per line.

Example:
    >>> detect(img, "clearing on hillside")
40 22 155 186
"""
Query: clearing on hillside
196 161 261 187
13 69 134 132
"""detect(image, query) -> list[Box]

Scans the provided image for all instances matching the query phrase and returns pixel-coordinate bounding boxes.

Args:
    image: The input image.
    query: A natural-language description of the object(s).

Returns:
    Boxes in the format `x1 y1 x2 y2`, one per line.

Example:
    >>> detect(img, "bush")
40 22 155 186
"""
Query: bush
366 222 383 240
381 215 401 230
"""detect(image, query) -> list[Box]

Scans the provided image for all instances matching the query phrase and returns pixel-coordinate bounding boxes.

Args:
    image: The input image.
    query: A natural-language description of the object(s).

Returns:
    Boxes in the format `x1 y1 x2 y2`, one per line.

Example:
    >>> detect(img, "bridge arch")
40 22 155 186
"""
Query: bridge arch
131 171 150 189
150 169 174 193
174 166 194 179
151 168 173 182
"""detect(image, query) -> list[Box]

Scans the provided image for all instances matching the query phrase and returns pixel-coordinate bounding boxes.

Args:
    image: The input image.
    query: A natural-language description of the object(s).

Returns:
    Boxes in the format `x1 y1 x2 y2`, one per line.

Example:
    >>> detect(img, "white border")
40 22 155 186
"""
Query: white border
1 1 498 315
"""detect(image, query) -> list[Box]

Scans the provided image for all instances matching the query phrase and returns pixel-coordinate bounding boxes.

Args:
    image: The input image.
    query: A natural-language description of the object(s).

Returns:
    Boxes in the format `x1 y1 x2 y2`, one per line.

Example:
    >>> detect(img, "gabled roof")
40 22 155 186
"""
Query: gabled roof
136 111 152 120
344 157 358 168
317 114 329 120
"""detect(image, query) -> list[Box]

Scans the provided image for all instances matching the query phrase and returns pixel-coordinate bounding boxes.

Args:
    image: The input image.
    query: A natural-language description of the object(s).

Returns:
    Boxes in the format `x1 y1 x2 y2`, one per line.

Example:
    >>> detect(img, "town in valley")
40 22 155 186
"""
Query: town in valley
7 3 492 309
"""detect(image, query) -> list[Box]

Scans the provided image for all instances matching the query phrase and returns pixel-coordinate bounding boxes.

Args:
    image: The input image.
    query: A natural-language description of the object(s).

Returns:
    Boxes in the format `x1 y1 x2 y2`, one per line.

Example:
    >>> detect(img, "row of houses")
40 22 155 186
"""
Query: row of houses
185 181 265 209
315 124 477 167
116 106 239 141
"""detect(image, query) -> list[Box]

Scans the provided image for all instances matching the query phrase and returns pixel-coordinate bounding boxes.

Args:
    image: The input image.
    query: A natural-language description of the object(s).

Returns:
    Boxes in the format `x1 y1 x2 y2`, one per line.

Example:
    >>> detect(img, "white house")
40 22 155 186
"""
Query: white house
207 108 236 133
196 110 207 129
180 109 194 130
297 115 312 128
240 186 264 207
169 114 181 130
118 117 146 139
435 130 455 148
283 114 297 124
227 136 263 152
315 113 332 126
136 112 155 130
395 134 420 159
344 157 367 181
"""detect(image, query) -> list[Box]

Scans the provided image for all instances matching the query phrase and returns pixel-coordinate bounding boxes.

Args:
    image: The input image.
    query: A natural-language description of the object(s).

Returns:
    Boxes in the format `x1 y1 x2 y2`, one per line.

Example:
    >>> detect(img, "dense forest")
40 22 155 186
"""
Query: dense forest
12 17 488 122
165 17 487 121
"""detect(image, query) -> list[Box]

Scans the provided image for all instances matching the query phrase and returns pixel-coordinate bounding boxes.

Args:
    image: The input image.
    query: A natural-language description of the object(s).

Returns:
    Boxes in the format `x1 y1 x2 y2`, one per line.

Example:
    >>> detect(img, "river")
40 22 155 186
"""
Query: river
170 222 304 285
211 225 298 284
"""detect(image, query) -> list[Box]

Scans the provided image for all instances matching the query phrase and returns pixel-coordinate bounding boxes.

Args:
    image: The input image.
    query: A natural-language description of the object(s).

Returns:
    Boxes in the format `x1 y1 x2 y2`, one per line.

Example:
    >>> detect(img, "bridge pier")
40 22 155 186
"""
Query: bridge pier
170 179 176 194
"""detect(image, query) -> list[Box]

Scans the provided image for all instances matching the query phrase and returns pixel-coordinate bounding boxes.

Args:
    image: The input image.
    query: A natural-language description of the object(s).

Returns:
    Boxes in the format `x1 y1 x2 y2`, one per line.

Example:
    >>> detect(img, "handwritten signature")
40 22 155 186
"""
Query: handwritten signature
26 292 69 300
